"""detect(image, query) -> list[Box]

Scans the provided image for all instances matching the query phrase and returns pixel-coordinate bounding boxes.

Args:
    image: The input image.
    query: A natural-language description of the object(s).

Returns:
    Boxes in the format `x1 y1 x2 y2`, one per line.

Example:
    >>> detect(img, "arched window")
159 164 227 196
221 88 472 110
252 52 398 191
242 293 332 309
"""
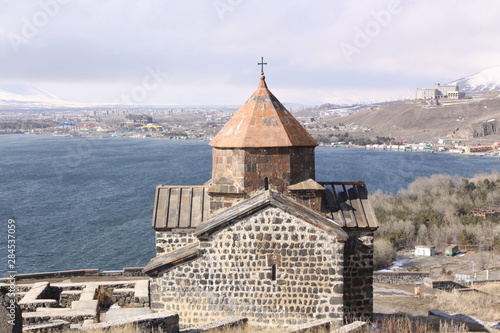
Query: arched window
264 177 269 190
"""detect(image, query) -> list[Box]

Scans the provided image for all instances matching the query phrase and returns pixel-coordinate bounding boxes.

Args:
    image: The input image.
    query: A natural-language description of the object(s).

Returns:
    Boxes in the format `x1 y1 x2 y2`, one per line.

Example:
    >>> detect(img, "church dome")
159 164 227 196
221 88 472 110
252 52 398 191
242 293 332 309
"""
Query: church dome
209 75 318 148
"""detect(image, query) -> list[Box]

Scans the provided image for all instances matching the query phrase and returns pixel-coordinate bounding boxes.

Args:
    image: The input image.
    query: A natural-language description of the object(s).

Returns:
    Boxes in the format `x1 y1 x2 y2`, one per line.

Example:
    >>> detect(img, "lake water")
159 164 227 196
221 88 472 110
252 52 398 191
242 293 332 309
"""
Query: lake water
1 134 499 276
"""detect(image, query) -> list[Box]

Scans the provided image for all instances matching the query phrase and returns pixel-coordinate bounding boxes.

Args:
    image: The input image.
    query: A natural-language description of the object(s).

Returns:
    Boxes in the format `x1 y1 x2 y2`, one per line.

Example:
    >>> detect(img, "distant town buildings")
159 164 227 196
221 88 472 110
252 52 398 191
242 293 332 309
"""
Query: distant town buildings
413 83 465 100
472 206 500 219
125 114 153 125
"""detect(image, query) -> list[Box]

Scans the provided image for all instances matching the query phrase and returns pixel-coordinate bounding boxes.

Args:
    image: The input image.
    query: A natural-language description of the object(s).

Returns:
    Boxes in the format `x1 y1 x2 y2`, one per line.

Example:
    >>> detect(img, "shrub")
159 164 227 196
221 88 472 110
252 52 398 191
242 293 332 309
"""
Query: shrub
373 172 500 251
374 238 396 270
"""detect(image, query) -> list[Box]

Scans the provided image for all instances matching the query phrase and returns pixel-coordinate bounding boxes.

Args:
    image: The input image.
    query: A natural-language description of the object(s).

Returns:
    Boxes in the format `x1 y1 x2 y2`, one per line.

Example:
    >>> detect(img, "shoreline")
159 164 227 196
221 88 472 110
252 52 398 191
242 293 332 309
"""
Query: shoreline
4 132 500 158
323 142 500 157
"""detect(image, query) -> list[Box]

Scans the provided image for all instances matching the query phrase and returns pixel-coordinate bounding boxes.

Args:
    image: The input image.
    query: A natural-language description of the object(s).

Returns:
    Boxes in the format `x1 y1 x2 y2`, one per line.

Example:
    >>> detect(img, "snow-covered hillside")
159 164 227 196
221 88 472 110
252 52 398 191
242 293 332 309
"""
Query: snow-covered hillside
448 66 500 92
0 84 76 108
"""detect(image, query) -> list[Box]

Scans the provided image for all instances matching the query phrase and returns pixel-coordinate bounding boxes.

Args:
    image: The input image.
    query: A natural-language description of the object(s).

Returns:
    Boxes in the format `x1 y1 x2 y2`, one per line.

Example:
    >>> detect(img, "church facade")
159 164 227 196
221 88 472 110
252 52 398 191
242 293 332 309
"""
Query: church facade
144 73 378 327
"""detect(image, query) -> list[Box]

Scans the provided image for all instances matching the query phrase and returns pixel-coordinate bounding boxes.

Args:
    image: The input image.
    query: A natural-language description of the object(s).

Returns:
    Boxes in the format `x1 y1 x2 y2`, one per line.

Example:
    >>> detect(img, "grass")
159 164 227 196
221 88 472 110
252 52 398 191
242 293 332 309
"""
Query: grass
432 283 500 323
60 284 500 333
75 324 144 333
196 319 468 333
62 318 471 333
373 316 468 333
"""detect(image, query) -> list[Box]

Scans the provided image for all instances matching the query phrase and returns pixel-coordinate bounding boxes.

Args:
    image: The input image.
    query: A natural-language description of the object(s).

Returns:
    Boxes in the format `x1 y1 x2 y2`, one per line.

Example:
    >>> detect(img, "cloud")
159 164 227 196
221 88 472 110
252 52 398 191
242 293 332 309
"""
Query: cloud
0 0 499 105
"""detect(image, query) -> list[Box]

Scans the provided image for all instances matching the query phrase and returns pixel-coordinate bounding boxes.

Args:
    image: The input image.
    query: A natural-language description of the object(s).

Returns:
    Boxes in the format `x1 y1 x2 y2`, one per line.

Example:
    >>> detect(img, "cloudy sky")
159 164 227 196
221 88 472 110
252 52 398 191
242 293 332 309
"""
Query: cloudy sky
0 0 499 106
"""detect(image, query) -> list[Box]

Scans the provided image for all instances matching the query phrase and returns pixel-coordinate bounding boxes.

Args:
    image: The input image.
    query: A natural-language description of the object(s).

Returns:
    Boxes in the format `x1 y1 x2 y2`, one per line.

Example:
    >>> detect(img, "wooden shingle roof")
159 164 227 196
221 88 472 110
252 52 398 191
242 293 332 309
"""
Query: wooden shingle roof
320 181 379 229
151 182 378 232
152 185 210 231
143 242 199 276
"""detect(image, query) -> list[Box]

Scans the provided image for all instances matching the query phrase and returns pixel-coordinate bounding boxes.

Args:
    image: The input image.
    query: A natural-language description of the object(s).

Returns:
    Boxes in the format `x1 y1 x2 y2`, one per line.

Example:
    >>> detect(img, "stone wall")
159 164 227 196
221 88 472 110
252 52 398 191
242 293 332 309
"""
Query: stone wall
342 231 374 322
155 230 199 255
110 285 149 308
423 278 468 292
10 268 146 281
208 192 247 215
210 147 315 213
470 279 500 286
288 189 323 213
373 272 429 285
59 290 81 308
151 207 344 327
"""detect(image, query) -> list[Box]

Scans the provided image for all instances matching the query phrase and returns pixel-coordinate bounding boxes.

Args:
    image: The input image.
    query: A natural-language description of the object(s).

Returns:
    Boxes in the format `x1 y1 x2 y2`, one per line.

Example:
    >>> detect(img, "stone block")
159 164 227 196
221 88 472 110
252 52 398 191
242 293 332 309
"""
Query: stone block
332 321 367 333
285 319 335 333
74 311 179 333
1 292 22 333
23 320 69 333
183 316 247 333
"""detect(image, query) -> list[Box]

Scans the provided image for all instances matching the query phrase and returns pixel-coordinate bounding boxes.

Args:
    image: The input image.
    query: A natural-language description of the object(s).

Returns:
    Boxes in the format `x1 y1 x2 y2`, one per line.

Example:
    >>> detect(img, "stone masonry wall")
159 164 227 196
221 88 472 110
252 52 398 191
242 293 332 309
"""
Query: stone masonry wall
288 190 324 213
423 278 468 292
342 231 374 322
155 230 199 255
150 207 344 327
373 272 429 285
209 192 248 215
288 147 315 186
209 147 315 214
211 147 315 197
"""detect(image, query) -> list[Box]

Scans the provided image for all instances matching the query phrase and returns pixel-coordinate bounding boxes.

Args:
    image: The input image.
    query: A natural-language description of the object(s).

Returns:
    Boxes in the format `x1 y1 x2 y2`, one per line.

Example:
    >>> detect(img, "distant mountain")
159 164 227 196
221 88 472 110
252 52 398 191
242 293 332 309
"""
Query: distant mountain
448 66 500 92
0 84 71 108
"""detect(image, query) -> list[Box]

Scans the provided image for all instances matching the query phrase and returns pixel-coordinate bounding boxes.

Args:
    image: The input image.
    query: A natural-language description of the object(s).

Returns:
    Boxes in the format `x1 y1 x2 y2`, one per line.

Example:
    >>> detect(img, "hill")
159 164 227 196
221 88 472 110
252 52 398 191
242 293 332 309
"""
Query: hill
0 84 69 108
322 97 500 143
449 66 500 93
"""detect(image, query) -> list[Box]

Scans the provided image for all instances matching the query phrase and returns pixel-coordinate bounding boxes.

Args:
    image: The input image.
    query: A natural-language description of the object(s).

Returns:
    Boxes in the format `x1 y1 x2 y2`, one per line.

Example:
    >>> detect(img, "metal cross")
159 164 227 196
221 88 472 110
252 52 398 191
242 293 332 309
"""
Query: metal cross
258 57 267 75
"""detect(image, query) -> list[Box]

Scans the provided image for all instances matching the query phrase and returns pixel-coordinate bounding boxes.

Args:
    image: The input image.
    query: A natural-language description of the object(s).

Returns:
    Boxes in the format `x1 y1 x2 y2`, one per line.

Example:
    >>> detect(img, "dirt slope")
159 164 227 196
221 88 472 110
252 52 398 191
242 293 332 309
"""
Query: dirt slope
324 97 500 143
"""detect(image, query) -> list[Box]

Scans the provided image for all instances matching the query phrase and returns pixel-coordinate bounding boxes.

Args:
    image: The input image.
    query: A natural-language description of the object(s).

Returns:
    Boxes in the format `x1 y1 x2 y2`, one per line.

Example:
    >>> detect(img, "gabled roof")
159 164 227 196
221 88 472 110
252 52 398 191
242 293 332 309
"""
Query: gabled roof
209 76 318 148
152 185 210 231
143 242 199 276
194 190 348 240
320 182 379 229
288 178 325 191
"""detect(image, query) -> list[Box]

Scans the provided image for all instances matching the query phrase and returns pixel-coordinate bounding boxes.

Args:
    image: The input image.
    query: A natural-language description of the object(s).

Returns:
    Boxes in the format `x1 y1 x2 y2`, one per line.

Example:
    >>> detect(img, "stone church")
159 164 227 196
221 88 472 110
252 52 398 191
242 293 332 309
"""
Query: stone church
144 70 378 328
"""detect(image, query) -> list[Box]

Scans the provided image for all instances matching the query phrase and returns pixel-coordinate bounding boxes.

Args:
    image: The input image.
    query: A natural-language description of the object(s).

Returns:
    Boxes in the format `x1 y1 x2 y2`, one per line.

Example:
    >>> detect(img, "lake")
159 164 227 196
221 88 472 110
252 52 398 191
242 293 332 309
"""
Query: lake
1 134 498 275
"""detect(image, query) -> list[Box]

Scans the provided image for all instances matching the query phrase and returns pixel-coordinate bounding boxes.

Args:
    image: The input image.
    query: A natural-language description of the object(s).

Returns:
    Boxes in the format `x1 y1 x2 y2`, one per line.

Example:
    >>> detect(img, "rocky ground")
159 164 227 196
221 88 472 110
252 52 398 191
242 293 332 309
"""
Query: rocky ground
374 249 500 332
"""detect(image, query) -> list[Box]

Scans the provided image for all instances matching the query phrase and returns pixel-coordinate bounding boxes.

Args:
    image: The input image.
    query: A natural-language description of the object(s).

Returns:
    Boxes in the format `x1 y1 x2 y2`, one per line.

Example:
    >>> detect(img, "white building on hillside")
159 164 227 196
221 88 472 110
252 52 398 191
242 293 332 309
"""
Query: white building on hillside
413 83 465 100
414 245 435 256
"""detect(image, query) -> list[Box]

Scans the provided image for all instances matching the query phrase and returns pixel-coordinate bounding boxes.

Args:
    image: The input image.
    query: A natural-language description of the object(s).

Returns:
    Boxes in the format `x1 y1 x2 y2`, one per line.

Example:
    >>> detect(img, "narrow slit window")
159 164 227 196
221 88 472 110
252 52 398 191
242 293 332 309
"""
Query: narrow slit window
265 177 269 190
271 264 277 281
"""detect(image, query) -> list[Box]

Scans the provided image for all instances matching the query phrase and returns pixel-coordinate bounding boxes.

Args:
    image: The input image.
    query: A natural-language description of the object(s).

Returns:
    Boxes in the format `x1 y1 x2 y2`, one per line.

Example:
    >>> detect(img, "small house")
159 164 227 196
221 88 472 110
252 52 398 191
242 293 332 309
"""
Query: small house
414 245 435 256
445 244 459 256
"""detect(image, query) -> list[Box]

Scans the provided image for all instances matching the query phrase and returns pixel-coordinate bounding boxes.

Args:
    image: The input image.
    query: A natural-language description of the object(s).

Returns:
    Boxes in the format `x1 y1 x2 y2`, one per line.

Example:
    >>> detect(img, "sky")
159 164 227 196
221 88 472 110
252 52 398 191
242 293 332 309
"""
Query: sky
1 0 500 106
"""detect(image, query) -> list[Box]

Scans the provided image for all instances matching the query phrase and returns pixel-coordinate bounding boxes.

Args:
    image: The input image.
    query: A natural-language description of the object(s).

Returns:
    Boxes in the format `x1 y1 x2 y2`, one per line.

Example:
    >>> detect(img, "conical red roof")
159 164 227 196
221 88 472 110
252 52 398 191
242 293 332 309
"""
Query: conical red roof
209 76 318 148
